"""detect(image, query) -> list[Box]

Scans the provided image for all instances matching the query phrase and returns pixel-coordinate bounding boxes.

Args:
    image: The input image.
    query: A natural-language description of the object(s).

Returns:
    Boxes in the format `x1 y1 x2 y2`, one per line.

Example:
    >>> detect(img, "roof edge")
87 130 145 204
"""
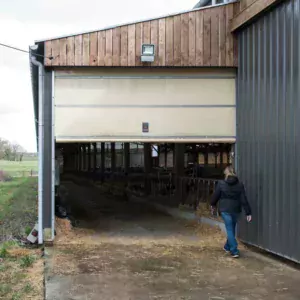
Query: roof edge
35 1 237 43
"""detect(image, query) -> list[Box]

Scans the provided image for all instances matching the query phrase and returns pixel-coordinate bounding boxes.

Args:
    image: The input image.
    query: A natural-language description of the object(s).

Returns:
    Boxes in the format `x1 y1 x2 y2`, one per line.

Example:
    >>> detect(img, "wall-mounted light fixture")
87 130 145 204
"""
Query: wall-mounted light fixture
141 44 155 62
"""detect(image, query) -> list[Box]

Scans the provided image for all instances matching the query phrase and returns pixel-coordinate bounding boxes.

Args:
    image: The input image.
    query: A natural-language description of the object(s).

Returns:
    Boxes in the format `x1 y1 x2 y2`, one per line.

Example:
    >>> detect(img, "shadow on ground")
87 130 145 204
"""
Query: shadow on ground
45 181 300 300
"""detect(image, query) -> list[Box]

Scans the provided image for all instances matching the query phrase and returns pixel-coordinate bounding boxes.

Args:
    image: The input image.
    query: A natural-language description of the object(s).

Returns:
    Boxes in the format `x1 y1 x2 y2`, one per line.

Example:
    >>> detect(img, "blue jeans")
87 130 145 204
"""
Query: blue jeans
221 212 240 255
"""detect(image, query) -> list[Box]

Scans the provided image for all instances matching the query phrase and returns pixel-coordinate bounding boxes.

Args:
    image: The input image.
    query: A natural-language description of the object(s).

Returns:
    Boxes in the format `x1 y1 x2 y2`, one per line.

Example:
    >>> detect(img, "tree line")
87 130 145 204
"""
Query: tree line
0 138 26 162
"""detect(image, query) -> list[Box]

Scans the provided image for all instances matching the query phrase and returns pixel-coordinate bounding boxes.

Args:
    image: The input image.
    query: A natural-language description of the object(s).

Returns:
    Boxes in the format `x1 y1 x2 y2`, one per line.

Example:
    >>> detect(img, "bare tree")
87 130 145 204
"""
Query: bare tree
0 138 11 160
0 138 26 161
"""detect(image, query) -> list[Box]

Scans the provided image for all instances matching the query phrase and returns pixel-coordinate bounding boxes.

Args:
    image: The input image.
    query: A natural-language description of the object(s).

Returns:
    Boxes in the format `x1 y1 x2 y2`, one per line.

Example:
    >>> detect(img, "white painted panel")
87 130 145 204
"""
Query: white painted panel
55 107 235 138
54 69 236 142
55 78 235 106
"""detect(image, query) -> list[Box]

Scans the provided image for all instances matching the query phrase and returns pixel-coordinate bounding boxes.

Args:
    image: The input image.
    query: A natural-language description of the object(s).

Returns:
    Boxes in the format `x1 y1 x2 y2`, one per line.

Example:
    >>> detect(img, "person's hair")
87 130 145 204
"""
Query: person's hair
224 165 236 179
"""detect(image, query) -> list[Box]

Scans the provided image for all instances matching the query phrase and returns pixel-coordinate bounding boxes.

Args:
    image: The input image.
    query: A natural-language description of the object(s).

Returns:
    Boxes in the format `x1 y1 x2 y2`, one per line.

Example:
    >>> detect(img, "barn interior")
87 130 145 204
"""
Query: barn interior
55 141 234 229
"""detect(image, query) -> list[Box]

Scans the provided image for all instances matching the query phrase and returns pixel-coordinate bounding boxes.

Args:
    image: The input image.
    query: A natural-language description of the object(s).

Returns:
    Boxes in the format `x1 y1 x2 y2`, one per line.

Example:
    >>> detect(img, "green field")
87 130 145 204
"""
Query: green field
0 177 38 237
0 177 42 300
0 160 38 177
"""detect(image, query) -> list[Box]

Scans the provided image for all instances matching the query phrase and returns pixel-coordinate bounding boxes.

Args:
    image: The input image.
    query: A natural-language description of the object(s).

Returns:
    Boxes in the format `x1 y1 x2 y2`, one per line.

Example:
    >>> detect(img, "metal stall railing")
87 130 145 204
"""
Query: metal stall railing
148 172 219 213
179 177 217 210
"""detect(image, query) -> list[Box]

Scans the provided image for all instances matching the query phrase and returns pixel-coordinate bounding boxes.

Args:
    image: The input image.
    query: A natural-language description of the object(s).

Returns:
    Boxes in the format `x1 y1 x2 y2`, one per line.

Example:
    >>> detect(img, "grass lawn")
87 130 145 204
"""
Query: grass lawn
0 177 43 300
0 177 38 238
0 160 38 177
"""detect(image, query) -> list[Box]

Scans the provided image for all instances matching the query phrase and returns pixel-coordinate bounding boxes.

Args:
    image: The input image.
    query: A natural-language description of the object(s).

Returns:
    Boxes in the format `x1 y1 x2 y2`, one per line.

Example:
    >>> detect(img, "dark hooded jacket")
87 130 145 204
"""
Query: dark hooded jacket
210 176 252 216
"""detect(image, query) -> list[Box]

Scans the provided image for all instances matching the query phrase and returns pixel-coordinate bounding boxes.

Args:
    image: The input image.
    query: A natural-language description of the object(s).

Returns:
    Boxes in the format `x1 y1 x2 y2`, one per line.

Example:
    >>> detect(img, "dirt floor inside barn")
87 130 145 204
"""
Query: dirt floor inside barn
45 181 300 300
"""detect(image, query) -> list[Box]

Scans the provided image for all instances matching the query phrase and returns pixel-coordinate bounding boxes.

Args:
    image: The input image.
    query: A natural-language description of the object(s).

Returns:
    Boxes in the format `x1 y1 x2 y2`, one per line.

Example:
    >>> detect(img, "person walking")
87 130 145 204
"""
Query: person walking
211 166 252 258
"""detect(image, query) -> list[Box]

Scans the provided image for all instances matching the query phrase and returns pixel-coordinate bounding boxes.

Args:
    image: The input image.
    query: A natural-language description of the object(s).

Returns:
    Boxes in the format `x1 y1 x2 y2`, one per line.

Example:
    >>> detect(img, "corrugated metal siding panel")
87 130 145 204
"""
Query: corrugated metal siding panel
237 0 300 263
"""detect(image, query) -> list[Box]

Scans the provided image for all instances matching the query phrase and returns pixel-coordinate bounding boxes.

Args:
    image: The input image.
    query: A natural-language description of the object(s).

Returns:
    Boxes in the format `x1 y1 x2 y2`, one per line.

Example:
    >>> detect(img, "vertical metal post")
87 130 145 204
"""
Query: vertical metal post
172 144 175 168
144 143 152 194
101 142 105 180
124 143 130 174
214 152 218 168
192 144 197 163
78 144 81 171
93 143 97 171
88 143 91 172
111 142 116 172
83 145 86 171
37 62 44 244
51 71 55 240
174 143 185 205
204 145 209 166
220 147 224 167
164 144 168 168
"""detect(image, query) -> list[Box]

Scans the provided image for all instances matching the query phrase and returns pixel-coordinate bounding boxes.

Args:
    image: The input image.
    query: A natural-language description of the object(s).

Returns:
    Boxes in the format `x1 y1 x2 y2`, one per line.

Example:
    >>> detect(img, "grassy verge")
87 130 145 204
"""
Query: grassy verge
0 241 43 300
0 177 38 239
0 177 43 300
0 160 38 177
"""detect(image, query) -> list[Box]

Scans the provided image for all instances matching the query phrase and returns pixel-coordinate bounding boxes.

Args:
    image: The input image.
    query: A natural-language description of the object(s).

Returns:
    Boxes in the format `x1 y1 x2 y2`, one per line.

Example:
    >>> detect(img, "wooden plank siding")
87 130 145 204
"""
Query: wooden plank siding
231 0 280 31
44 4 237 67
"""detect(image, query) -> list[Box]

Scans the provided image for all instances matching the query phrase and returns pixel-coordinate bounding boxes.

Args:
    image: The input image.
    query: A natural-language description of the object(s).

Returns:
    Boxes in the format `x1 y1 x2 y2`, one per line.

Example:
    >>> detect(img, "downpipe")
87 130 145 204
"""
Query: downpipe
30 54 44 245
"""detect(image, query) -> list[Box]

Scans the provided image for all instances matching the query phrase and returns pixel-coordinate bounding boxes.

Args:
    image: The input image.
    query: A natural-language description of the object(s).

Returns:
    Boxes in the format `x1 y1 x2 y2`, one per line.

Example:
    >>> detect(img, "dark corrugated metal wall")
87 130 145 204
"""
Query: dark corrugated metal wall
237 0 300 262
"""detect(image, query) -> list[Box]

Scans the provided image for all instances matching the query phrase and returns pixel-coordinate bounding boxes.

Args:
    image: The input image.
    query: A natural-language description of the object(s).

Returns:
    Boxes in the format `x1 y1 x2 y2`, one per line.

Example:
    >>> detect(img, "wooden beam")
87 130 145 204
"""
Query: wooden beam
66 36 75 66
150 20 159 66
105 29 113 66
203 11 211 66
226 4 234 66
128 25 136 66
82 34 90 66
142 21 151 44
74 35 83 66
173 15 181 66
188 12 196 66
89 32 98 66
180 13 189 66
195 10 204 66
112 27 121 66
165 17 174 66
231 0 280 32
97 31 106 65
158 18 166 66
52 39 60 66
44 40 52 66
121 26 128 66
218 6 226 66
210 8 219 67
135 23 143 66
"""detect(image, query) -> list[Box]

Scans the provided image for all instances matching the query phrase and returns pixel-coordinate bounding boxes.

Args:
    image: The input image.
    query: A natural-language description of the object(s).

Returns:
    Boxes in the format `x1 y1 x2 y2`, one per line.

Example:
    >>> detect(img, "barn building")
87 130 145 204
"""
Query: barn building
30 0 300 263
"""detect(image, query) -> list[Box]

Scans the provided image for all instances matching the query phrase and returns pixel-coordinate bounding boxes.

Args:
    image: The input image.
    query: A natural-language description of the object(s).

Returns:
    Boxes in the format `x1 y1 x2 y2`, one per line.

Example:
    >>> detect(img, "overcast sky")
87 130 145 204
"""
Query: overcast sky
0 0 196 152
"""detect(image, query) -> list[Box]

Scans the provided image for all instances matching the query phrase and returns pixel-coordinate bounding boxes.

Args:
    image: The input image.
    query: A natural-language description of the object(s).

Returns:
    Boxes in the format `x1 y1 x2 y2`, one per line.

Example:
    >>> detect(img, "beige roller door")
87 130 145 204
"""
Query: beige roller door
54 68 236 142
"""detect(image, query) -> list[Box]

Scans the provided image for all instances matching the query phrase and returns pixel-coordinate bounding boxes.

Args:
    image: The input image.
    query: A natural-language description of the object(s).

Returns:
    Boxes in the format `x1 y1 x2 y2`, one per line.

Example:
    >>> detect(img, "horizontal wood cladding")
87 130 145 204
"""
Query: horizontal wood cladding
45 4 237 67
231 0 280 31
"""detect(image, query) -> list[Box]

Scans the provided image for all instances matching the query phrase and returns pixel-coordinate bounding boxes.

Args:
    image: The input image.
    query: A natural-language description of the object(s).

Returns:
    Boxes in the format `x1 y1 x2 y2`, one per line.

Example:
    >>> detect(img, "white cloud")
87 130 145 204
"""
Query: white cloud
0 0 196 152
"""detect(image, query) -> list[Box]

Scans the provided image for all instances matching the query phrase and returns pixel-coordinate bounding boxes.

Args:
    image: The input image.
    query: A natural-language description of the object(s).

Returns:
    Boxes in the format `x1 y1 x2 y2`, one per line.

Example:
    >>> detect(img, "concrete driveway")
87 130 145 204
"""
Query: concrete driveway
45 181 300 300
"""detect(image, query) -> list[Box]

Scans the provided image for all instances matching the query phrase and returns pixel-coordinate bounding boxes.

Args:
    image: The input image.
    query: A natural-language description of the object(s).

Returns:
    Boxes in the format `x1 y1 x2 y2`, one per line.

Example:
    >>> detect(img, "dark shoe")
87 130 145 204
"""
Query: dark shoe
231 253 240 258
